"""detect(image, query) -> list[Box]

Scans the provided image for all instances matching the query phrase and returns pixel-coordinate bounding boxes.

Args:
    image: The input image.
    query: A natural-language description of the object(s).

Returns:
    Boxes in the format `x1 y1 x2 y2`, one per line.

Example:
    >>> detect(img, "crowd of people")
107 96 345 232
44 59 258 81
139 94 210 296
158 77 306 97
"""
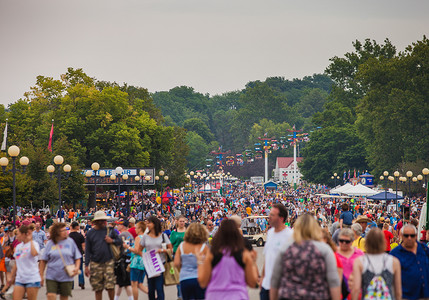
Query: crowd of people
0 182 428 300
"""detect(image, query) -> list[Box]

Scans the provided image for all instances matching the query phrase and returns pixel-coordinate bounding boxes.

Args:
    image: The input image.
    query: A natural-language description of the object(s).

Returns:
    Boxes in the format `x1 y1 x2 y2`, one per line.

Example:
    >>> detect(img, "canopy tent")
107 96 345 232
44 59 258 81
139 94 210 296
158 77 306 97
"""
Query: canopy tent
198 183 218 193
343 184 377 197
264 181 278 192
367 191 404 201
330 183 353 194
161 191 173 204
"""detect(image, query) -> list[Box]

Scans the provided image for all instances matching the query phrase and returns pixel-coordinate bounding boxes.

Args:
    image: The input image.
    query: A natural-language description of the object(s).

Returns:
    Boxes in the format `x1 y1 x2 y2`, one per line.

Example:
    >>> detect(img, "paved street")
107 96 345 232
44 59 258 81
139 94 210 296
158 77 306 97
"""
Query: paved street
32 246 265 300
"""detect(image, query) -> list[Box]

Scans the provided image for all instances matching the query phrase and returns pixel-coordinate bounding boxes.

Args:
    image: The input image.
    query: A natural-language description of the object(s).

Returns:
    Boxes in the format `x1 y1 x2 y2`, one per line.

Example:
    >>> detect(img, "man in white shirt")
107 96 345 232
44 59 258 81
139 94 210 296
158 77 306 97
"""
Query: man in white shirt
260 203 293 300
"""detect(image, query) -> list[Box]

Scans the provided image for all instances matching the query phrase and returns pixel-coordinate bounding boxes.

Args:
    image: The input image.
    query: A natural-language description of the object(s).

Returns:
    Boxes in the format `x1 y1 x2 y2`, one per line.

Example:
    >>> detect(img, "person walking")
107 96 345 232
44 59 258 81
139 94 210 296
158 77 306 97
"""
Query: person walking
8 224 41 300
336 228 364 297
270 214 341 300
170 215 187 300
174 223 209 300
198 219 259 300
32 221 47 261
40 222 81 300
390 224 429 299
113 219 133 300
69 221 86 289
124 221 148 300
260 203 292 300
136 216 172 300
350 228 401 300
84 211 121 300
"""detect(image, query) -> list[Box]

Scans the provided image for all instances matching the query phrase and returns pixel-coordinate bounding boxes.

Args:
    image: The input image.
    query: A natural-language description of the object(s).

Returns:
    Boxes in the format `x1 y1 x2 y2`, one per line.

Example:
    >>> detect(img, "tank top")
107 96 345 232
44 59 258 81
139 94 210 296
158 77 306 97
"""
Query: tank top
130 235 145 270
179 242 205 281
205 249 248 300
361 253 395 300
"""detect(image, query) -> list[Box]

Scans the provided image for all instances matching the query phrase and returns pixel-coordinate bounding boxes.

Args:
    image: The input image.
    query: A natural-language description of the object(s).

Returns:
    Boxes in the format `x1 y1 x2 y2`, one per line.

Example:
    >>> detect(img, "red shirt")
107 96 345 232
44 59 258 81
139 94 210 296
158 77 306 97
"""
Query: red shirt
383 230 394 251
128 226 137 239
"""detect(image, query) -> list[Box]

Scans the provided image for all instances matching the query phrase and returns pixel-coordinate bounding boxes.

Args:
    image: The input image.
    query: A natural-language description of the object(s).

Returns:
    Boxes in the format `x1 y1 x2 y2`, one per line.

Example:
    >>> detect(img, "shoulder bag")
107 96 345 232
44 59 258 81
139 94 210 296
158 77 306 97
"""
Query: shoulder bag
162 233 180 286
107 227 121 261
57 243 78 277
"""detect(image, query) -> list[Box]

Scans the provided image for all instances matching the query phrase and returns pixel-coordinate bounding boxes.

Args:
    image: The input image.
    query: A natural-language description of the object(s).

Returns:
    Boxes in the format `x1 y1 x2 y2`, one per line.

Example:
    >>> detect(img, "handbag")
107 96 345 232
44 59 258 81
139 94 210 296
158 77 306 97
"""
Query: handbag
57 244 78 277
161 234 180 286
163 251 180 286
107 227 121 260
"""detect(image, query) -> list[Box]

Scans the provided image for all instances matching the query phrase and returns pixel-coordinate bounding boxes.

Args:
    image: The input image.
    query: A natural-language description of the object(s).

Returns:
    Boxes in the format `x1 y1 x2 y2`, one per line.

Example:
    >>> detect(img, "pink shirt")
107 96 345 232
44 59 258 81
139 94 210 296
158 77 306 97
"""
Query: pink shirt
336 247 364 279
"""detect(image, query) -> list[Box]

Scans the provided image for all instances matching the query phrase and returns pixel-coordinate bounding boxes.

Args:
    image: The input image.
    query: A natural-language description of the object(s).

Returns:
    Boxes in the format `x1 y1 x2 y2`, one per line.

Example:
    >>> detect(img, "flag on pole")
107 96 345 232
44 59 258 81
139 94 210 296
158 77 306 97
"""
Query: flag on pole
348 169 351 180
343 171 346 181
1 120 7 151
353 169 356 178
48 120 54 152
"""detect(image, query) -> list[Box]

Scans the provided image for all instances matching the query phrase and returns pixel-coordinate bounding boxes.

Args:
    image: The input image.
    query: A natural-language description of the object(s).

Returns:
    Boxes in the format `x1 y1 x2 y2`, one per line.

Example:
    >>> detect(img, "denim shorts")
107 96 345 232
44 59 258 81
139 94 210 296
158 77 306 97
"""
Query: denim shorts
15 281 41 288
130 268 146 283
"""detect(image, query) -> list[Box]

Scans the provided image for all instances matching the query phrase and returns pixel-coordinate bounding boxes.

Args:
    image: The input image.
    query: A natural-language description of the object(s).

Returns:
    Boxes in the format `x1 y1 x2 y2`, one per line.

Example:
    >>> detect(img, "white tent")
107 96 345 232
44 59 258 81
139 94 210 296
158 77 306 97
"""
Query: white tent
343 184 377 197
330 183 353 194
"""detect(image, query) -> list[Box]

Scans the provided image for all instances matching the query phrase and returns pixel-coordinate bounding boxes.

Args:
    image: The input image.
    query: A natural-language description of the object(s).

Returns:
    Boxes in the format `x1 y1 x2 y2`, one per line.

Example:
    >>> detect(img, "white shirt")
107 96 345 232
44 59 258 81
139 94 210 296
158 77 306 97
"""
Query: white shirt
262 226 293 290
14 241 41 284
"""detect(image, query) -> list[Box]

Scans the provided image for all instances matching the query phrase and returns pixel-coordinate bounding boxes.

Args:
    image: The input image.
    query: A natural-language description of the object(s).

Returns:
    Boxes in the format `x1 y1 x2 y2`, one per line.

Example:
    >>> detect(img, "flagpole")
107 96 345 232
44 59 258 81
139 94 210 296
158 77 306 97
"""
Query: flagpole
1 119 8 152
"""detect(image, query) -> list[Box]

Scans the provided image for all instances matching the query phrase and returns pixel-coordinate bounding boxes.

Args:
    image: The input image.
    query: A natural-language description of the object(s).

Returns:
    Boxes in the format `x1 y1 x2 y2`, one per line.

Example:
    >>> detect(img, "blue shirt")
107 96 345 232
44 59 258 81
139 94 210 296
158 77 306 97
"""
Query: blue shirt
390 243 429 299
340 211 353 225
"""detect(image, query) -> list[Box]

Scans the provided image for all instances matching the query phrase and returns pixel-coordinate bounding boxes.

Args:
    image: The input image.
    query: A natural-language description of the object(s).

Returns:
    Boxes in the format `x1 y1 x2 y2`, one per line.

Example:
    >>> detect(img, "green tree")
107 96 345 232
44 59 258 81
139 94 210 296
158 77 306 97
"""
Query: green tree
300 126 368 184
183 118 215 143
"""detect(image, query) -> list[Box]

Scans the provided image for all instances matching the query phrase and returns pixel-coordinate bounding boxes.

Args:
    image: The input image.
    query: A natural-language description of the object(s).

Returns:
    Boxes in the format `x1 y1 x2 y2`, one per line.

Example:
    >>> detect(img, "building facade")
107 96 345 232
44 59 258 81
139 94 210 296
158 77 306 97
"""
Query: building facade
273 157 303 184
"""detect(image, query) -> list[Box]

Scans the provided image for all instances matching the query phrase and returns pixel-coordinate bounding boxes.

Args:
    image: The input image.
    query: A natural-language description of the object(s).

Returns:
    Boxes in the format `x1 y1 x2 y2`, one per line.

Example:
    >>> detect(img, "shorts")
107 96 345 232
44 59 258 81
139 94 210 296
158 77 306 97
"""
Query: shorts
5 260 14 273
130 268 146 283
15 281 41 288
89 260 115 292
46 280 73 297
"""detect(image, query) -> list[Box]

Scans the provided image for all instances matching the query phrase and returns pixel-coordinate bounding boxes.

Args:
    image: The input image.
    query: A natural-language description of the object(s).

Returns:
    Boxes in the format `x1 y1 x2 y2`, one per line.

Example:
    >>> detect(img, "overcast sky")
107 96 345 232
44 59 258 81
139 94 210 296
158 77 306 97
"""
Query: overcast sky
0 0 428 106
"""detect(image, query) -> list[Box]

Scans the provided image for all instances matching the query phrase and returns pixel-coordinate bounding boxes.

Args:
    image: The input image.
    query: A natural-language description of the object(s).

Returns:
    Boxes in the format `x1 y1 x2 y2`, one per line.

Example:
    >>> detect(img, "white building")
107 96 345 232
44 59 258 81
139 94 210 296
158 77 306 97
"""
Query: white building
273 157 303 184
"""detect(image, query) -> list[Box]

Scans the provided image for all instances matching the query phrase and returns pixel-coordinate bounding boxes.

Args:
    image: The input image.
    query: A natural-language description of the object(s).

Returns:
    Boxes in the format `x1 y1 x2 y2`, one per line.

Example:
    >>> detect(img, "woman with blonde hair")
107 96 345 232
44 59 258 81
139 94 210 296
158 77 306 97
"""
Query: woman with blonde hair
174 223 209 300
270 214 341 300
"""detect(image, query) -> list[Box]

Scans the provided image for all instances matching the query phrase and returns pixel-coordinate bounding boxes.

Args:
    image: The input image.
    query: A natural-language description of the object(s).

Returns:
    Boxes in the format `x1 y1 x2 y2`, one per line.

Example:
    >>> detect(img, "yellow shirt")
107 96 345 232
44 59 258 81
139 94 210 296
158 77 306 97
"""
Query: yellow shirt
352 236 366 252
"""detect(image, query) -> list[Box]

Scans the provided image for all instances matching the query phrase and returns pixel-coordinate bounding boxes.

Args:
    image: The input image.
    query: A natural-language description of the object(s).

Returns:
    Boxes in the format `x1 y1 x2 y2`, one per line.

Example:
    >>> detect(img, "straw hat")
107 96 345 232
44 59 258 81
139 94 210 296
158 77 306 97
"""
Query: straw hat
92 211 109 221
353 215 371 224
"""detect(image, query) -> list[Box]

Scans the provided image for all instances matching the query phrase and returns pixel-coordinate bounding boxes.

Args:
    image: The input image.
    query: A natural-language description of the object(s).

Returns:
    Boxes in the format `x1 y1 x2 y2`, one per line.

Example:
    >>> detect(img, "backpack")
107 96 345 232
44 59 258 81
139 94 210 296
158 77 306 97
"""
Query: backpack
363 255 393 300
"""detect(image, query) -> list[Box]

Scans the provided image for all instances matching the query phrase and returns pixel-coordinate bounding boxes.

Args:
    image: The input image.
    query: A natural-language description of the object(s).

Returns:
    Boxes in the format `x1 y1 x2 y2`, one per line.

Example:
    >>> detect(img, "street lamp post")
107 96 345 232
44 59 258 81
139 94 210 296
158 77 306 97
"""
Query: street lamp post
333 173 337 187
85 162 106 210
122 174 129 217
383 171 389 202
157 170 168 215
47 155 71 220
0 145 29 223
422 168 429 229
135 171 151 215
394 171 400 210
406 171 413 198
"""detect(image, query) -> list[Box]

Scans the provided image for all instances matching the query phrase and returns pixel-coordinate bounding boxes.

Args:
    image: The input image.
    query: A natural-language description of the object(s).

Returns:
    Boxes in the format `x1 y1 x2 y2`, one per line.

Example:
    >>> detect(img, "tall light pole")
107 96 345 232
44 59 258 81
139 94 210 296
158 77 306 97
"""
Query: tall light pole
383 171 389 201
394 171 400 210
0 145 29 223
157 170 168 215
135 170 151 214
85 162 106 210
406 171 413 198
110 166 124 211
333 173 337 187
47 155 71 220
422 168 429 229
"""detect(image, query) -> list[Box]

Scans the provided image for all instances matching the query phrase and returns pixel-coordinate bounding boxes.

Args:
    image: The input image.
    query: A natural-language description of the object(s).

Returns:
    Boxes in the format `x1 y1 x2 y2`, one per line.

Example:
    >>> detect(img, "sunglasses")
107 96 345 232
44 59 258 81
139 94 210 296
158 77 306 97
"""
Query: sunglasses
403 234 416 238
339 239 352 244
